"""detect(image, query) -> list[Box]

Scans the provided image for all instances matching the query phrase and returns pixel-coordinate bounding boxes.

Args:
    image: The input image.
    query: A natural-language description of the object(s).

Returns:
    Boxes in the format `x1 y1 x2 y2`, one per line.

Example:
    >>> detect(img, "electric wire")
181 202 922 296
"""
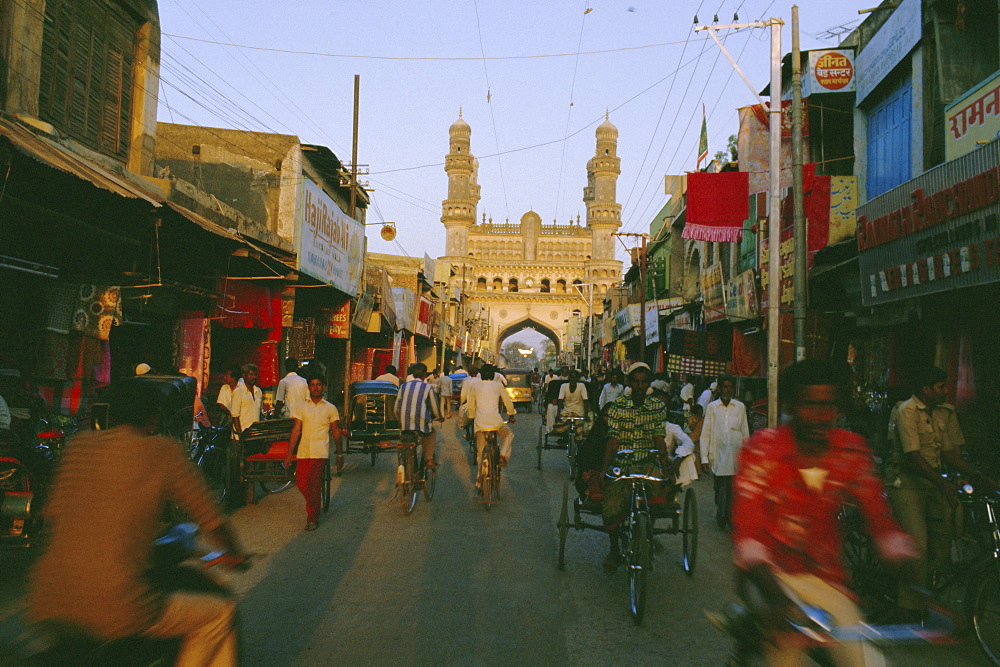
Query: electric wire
472 0 511 222
553 0 592 222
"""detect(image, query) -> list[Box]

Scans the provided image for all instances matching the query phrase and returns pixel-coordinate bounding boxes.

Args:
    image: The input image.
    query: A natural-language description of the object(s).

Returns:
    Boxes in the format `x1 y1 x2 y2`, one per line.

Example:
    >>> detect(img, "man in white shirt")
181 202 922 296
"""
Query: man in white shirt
697 381 717 413
700 375 749 530
286 375 340 531
558 370 589 420
230 364 263 440
679 379 695 413
274 357 309 418
215 366 240 414
665 421 698 486
375 365 400 387
598 370 626 410
466 365 516 486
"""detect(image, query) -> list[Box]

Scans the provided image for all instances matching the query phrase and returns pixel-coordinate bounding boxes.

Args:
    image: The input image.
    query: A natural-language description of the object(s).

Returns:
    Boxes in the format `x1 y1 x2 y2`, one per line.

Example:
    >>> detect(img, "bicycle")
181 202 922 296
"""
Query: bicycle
710 578 956 666
478 429 501 511
844 482 1000 665
536 414 587 480
394 430 436 514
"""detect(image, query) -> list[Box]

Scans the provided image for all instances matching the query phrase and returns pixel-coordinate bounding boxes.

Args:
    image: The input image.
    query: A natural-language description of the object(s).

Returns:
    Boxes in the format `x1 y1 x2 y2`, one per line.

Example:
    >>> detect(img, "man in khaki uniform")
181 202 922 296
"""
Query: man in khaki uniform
888 367 991 614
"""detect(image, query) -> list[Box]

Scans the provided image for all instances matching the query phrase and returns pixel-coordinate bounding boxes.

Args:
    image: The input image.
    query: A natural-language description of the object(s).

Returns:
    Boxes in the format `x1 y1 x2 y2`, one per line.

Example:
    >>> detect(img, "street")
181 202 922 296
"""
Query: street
0 411 991 665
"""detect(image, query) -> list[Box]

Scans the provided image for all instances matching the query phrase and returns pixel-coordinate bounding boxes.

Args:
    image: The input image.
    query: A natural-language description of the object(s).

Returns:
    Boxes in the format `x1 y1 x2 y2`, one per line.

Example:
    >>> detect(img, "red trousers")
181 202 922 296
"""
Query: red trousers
295 458 325 523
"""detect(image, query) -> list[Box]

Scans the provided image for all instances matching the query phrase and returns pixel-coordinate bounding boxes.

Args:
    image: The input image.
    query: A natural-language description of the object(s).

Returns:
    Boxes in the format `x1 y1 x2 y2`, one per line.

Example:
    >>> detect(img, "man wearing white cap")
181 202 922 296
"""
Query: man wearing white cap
697 381 717 413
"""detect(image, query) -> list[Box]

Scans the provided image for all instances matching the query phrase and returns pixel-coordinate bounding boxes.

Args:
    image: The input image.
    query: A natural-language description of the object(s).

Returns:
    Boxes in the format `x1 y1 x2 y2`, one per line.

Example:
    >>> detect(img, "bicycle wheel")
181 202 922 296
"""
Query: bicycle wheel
321 458 331 512
260 459 295 494
972 567 1000 665
423 459 436 501
480 454 494 511
537 423 544 470
557 481 569 570
567 431 576 481
841 507 897 623
402 447 418 514
682 486 699 576
628 512 652 624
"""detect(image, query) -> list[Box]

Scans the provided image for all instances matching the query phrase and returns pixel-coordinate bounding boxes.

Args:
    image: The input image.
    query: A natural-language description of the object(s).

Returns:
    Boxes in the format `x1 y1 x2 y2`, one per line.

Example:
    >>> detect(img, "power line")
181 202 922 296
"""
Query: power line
162 31 717 62
472 0 511 222
552 0 592 222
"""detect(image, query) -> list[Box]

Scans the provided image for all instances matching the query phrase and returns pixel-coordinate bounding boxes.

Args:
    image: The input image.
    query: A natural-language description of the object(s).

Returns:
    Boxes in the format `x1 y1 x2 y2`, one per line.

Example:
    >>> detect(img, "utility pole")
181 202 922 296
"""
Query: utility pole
792 6 807 362
337 73 361 473
613 232 650 364
695 17 785 426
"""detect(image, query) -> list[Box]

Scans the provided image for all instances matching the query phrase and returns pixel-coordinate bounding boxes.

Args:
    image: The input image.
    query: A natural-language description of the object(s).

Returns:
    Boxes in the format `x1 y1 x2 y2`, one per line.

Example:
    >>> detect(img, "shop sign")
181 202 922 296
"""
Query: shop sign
352 291 375 330
805 49 855 96
601 318 615 346
644 304 659 345
416 296 432 337
423 254 436 284
297 178 364 295
726 269 760 321
614 305 640 340
701 263 728 323
855 0 921 104
858 141 1000 306
945 70 1000 162
318 301 350 339
392 286 416 332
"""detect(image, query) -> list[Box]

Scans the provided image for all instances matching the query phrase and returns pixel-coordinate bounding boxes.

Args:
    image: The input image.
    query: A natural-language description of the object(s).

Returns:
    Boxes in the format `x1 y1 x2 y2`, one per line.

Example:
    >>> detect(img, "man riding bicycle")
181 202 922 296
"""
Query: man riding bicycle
395 363 443 470
733 360 916 666
600 363 673 574
465 364 516 490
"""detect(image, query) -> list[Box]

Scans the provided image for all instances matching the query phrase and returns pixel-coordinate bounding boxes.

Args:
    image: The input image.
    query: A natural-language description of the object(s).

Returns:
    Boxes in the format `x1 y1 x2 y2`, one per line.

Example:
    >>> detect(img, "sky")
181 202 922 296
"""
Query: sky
156 0 869 275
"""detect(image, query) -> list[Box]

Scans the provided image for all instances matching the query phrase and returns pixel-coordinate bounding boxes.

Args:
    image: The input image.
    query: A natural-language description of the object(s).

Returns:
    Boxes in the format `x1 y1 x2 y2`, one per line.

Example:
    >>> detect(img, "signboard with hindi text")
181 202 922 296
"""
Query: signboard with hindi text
945 70 1000 162
805 49 855 96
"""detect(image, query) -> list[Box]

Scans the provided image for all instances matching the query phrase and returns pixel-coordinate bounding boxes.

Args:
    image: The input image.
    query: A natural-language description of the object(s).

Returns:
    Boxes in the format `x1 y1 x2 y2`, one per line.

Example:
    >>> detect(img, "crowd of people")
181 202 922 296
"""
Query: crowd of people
16 350 996 667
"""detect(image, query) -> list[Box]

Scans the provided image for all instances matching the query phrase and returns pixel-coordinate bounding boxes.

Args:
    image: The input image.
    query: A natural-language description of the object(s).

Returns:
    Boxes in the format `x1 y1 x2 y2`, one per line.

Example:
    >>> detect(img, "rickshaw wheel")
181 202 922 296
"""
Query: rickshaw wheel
423 459 436 501
628 513 651 625
682 486 699 576
370 449 378 467
536 423 544 470
557 481 569 570
321 459 331 512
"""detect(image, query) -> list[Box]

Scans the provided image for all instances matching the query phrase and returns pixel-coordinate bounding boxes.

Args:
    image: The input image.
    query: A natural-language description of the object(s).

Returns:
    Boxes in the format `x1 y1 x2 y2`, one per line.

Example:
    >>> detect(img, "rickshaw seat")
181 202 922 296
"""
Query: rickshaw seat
245 440 294 461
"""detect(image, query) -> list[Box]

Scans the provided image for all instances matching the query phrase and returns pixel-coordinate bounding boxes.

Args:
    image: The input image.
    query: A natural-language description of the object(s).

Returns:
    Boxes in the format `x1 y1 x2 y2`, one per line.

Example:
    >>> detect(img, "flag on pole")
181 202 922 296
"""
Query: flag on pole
696 104 708 170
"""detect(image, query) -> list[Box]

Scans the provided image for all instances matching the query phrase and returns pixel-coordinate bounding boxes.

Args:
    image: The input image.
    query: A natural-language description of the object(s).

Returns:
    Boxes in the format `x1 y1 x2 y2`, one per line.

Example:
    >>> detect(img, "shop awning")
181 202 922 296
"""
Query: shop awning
0 117 161 205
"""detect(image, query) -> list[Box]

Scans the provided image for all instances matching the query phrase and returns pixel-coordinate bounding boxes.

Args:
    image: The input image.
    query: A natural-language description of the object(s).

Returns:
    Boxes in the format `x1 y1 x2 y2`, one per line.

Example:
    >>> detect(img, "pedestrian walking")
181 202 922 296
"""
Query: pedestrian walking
701 375 748 530
375 365 400 387
286 374 340 531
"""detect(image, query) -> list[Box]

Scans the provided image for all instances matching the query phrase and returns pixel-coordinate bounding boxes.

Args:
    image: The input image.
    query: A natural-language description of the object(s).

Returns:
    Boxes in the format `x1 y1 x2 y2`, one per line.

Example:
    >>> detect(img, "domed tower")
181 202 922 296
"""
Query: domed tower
585 114 622 273
442 111 480 259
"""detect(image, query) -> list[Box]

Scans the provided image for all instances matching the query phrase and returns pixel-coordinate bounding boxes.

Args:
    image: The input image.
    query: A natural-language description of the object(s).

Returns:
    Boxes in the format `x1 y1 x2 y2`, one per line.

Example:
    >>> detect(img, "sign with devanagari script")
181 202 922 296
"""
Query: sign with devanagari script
945 70 1000 162
806 49 855 95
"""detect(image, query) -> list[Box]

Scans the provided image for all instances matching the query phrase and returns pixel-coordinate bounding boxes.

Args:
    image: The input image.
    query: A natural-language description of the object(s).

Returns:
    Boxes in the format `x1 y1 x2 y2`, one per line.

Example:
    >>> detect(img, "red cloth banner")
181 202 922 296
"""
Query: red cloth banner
683 171 750 242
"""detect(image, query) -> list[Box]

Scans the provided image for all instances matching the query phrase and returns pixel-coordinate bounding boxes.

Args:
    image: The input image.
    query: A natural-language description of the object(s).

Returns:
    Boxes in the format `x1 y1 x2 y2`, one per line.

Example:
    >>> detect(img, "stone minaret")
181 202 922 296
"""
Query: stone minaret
442 111 480 259
584 114 622 265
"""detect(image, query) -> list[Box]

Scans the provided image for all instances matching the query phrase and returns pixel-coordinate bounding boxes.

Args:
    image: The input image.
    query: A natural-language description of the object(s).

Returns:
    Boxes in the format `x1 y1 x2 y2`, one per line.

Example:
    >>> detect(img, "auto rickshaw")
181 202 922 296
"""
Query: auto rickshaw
342 380 401 471
502 368 533 412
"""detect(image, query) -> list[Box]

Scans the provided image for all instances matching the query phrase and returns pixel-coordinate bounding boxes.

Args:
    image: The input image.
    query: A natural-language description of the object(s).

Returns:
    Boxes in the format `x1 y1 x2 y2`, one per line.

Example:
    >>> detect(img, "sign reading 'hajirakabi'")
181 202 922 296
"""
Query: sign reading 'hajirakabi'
297 178 364 295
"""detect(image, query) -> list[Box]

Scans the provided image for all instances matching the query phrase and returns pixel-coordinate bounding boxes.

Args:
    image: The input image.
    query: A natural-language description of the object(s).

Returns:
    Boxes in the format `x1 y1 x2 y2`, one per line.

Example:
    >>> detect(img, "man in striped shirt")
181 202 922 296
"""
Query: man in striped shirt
395 363 442 468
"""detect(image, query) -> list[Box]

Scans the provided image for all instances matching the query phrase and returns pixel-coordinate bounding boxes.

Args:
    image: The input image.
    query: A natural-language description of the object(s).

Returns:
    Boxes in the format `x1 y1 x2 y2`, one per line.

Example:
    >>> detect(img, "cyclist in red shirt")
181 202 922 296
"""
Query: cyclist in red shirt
732 360 916 666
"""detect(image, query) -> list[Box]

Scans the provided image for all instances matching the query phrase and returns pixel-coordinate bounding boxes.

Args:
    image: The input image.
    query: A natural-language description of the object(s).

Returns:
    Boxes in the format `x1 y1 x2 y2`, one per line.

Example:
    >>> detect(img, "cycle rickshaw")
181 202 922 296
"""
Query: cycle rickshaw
556 419 698 624
342 380 401 470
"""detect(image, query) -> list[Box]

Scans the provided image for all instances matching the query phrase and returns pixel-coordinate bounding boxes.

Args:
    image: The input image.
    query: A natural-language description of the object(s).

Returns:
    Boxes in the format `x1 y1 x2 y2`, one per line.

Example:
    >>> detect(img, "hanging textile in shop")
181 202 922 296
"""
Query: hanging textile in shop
45 284 77 334
215 280 282 329
72 285 122 341
731 328 764 377
683 171 749 243
665 328 731 362
175 314 210 394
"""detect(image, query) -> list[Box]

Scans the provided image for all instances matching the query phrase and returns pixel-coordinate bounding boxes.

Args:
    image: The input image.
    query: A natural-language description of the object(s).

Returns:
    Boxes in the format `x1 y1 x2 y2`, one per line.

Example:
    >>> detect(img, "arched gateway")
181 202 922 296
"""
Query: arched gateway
437 112 624 361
